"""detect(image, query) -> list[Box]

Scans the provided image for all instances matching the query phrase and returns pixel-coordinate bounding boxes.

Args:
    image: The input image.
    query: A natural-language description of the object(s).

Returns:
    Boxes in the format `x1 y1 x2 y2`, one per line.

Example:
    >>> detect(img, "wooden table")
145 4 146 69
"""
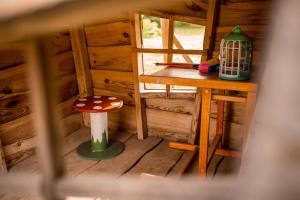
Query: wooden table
140 67 257 176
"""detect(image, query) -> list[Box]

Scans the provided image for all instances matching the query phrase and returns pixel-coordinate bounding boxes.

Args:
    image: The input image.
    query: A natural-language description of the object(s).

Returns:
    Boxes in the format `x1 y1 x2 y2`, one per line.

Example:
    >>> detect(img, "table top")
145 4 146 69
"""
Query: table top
140 68 257 92
73 96 123 113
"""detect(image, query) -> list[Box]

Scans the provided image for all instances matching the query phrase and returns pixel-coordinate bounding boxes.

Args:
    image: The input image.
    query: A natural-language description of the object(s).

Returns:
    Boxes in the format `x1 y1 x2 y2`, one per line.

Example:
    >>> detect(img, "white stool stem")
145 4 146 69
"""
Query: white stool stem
90 112 108 151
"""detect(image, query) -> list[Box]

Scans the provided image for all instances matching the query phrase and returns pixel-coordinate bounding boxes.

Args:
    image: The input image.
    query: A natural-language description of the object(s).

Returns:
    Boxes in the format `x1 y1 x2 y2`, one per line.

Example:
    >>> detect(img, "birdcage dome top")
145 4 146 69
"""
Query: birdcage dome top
224 25 251 41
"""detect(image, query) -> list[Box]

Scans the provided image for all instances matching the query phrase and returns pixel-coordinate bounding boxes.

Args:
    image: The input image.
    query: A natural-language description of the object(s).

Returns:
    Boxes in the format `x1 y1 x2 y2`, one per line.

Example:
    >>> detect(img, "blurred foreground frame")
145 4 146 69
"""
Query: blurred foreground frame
0 0 300 200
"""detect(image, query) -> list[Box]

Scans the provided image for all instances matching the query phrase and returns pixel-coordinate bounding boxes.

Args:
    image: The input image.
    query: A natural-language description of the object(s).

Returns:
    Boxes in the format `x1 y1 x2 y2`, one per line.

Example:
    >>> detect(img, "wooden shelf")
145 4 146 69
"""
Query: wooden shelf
140 67 257 92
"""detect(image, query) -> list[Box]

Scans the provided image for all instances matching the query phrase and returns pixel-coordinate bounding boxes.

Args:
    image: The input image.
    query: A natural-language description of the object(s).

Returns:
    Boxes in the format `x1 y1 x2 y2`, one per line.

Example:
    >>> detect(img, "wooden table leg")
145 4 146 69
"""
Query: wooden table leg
242 91 257 153
199 88 212 176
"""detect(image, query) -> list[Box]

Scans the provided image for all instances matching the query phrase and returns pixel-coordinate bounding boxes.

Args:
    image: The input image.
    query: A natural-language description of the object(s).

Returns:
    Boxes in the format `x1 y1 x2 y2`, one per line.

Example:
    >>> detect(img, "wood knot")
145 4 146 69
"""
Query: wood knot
185 1 203 12
6 100 18 108
123 32 130 38
2 87 12 94
104 79 110 84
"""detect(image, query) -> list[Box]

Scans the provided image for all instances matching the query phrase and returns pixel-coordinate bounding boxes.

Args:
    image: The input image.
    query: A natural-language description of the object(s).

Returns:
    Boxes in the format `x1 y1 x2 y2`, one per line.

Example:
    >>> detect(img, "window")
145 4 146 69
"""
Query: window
135 13 206 92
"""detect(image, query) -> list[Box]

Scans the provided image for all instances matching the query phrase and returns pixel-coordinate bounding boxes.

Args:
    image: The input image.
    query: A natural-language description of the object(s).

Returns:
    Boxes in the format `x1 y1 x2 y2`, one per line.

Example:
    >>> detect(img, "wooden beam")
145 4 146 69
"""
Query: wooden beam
135 48 206 55
137 10 207 26
0 0 185 42
161 17 174 96
131 13 148 139
169 142 198 151
216 25 267 33
198 88 211 177
26 37 64 199
0 138 7 173
215 149 241 158
203 0 219 59
69 26 93 127
212 94 247 103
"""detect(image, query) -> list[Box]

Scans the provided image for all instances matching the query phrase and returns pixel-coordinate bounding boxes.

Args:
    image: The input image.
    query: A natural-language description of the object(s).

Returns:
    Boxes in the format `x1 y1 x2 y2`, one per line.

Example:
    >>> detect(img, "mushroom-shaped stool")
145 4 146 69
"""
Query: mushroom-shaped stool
73 96 124 160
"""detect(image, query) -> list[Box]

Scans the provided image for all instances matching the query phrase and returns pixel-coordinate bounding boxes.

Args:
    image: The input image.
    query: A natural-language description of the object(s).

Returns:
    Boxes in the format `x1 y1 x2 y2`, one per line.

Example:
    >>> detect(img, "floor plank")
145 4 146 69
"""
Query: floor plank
82 136 162 178
124 141 184 177
9 128 91 173
64 131 132 176
167 151 195 178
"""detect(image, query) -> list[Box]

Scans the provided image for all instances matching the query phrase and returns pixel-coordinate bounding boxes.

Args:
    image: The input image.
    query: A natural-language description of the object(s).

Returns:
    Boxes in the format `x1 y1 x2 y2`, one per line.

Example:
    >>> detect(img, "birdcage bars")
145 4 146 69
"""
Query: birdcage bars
219 25 252 80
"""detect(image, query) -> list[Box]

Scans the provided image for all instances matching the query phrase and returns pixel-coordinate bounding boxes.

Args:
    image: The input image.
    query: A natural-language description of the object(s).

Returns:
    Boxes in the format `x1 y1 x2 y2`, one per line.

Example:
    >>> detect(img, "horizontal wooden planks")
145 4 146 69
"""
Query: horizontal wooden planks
0 91 31 124
0 33 71 69
57 74 79 102
125 141 184 176
93 88 135 105
88 45 132 71
85 20 131 47
91 69 134 91
0 42 25 70
0 74 78 125
4 112 82 167
0 96 80 146
218 1 271 26
146 98 194 115
63 131 132 176
81 136 161 177
147 109 192 142
9 127 90 172
108 105 137 133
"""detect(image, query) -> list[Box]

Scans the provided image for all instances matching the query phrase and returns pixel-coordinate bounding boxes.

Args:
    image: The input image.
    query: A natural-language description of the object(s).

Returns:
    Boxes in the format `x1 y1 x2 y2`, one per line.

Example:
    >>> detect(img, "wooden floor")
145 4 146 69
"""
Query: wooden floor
9 127 240 178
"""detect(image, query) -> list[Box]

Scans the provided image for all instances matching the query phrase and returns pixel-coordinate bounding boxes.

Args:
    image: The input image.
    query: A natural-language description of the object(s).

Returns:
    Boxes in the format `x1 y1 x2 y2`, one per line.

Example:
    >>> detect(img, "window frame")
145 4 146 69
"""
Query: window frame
134 11 207 95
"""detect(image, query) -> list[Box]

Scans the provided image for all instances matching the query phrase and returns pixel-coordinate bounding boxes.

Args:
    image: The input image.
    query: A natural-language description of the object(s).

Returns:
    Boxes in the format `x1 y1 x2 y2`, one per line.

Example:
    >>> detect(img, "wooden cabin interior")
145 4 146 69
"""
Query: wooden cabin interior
0 0 299 200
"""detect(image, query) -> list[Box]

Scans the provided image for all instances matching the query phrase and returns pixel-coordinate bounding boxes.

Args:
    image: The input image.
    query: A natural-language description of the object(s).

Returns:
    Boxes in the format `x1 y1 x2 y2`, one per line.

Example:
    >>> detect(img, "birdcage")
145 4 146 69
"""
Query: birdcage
219 25 253 80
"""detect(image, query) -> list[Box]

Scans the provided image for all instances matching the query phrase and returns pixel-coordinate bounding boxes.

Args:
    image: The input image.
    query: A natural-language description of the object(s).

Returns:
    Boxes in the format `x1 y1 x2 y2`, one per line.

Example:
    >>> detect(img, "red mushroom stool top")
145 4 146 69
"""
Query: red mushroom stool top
73 95 123 113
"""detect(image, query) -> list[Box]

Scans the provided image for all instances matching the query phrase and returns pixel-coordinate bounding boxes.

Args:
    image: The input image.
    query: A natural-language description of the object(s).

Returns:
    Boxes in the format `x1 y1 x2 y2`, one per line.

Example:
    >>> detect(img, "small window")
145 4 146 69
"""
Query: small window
136 13 206 92
173 21 205 50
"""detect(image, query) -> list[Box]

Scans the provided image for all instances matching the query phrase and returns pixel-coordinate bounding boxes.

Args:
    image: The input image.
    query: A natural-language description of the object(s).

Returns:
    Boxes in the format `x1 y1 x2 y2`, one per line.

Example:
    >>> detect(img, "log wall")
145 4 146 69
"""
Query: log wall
0 32 82 167
84 0 271 149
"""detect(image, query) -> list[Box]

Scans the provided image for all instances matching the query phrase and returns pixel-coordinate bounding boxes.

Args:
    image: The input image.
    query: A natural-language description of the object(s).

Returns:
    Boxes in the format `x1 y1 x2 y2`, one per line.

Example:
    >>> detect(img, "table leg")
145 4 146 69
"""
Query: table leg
199 88 212 177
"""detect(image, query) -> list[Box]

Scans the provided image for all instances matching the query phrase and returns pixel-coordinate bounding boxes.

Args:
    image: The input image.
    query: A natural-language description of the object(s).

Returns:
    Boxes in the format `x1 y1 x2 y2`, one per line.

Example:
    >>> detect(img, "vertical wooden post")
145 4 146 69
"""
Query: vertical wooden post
70 26 94 127
0 138 7 173
188 88 202 144
199 88 212 176
131 13 148 139
161 17 174 97
26 37 63 200
203 0 219 60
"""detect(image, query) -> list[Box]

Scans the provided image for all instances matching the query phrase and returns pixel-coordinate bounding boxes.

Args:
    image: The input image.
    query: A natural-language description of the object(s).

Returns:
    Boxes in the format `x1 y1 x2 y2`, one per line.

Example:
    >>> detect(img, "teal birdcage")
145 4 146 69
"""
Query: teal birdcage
219 25 253 80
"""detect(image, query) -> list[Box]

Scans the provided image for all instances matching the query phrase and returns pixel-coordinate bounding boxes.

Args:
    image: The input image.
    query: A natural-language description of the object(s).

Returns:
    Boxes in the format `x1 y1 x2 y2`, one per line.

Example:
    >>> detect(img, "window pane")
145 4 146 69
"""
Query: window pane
141 15 163 49
172 54 202 64
142 53 166 90
174 21 205 50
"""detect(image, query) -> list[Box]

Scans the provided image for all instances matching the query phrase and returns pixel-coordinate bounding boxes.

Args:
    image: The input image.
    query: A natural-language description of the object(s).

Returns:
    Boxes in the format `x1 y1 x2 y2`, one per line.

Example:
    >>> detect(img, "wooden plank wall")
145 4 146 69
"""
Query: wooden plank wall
85 20 195 142
85 0 271 149
0 32 82 167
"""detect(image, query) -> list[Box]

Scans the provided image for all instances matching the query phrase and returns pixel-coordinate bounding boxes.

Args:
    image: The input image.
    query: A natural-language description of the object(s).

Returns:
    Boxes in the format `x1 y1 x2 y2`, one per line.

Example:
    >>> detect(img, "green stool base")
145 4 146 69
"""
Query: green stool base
76 140 124 160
